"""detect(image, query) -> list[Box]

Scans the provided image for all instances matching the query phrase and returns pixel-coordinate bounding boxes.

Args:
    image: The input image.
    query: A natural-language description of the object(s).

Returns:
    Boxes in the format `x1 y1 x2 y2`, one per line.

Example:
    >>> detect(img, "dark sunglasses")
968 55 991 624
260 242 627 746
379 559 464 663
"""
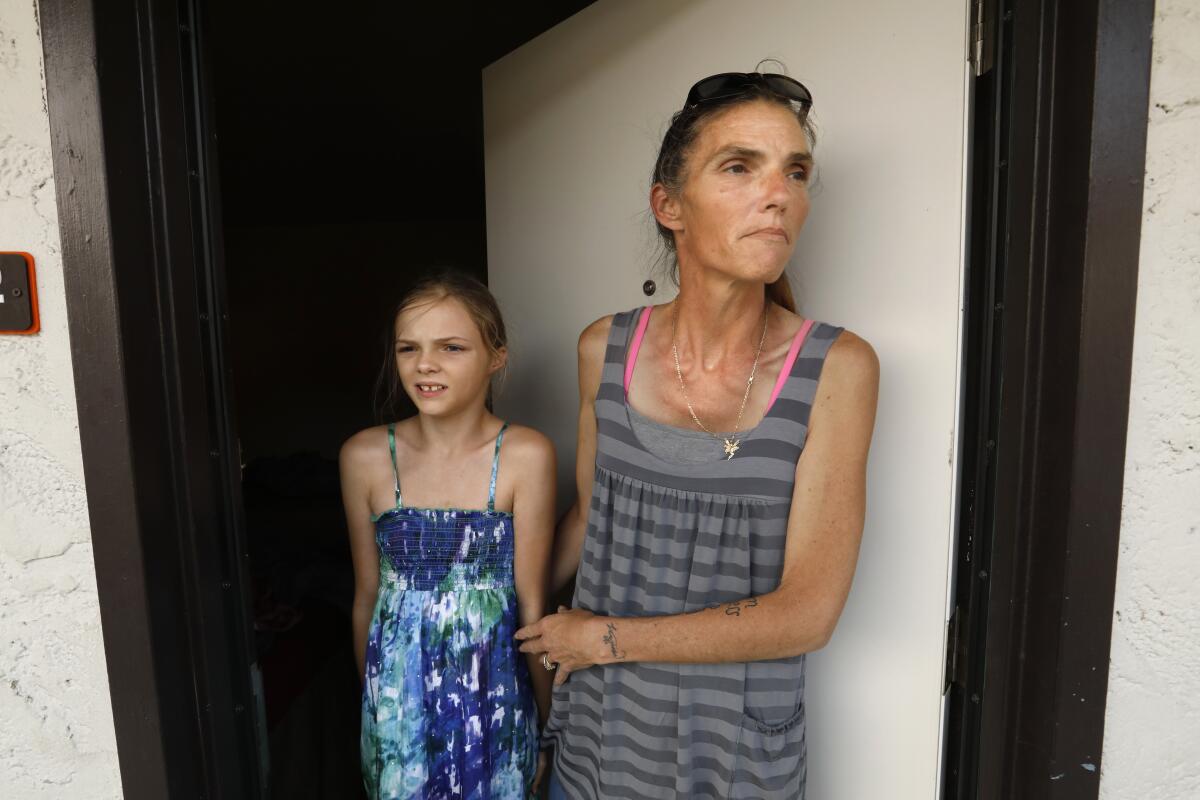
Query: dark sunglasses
685 72 813 112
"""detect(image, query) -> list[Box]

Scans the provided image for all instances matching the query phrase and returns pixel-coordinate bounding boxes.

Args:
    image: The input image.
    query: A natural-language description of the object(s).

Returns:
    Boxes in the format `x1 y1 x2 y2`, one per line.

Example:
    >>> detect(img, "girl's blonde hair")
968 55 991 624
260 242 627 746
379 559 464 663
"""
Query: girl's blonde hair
374 271 508 420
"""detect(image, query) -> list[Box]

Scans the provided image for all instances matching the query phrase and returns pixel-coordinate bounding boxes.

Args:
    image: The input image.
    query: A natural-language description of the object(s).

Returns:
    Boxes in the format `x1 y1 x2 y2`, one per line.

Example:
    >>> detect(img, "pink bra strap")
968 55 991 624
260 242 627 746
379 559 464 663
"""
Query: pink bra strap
767 318 815 410
623 306 654 397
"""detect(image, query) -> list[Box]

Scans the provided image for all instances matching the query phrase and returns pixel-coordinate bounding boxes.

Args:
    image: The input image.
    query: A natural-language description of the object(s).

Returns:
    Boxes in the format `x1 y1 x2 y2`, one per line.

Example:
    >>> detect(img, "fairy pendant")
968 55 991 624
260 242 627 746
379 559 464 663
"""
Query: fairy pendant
723 438 741 459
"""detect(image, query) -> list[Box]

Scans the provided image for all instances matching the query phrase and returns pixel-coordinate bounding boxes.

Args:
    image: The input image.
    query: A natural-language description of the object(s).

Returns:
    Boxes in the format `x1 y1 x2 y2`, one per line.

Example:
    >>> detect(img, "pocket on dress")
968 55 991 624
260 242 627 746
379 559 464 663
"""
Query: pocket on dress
732 703 807 797
744 701 805 736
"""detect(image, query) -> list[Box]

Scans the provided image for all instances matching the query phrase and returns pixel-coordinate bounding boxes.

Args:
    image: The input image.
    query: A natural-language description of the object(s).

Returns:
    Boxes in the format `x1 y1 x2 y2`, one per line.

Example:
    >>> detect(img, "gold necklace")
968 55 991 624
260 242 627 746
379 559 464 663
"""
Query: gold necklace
671 302 769 459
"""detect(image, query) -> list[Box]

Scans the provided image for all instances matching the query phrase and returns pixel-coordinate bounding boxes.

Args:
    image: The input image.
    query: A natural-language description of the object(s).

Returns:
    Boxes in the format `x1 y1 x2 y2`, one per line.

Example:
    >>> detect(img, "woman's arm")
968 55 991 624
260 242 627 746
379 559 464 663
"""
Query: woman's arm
508 427 558 727
549 316 611 593
519 332 879 682
339 429 382 683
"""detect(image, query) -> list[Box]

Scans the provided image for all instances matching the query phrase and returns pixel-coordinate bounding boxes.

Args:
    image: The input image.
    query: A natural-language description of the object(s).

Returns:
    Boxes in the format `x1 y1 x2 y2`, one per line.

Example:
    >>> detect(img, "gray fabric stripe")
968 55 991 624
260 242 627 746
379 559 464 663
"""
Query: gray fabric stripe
564 665 744 716
594 450 798 498
790 353 834 380
575 577 719 616
604 343 628 366
603 538 751 582
595 380 626 404
595 410 806 472
587 472 794 522
765 397 813 426
602 504 789 547
596 413 804 471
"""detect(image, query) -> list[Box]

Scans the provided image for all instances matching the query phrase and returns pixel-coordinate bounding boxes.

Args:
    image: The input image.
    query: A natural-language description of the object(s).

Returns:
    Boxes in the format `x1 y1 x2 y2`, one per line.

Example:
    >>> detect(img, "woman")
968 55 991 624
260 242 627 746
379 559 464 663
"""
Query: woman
516 71 879 799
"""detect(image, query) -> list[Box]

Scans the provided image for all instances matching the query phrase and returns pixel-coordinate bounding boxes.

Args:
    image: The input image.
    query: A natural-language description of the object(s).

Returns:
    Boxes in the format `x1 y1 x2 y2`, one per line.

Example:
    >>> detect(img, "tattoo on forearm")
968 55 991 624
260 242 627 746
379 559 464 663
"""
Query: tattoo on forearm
719 596 760 617
693 596 761 617
602 623 626 660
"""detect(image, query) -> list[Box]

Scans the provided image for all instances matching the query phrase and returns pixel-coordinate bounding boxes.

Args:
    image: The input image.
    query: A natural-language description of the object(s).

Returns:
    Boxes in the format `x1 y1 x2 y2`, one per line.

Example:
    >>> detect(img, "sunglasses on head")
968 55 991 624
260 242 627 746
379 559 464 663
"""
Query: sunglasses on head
685 72 813 113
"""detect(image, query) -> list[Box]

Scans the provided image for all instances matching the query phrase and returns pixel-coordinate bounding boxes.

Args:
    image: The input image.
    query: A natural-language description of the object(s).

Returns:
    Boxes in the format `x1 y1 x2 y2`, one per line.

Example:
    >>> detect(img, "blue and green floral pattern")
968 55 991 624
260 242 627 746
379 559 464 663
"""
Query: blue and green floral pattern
361 423 537 799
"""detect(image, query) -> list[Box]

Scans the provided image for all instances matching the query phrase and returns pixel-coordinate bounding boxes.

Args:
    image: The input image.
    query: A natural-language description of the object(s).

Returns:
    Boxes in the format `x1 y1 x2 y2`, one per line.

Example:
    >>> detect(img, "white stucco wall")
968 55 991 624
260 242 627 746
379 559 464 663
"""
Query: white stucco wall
1099 2 1200 799
0 1 123 797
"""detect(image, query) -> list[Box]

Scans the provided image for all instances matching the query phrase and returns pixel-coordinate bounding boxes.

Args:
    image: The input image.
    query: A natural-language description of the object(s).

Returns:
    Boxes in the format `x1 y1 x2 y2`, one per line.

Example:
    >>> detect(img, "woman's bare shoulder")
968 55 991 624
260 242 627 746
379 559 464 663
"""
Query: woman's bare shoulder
819 328 880 407
578 313 615 362
826 329 879 377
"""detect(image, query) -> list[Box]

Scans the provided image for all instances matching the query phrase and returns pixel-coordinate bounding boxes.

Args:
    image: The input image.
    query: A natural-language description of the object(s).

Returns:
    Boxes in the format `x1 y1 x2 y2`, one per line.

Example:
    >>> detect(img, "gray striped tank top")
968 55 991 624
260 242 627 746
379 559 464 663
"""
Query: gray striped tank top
544 306 845 799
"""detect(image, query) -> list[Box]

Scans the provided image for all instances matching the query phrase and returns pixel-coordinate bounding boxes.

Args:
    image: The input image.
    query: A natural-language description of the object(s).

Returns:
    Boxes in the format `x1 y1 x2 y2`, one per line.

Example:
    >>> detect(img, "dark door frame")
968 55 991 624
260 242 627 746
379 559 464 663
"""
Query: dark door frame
943 0 1154 797
38 0 1153 798
39 0 262 796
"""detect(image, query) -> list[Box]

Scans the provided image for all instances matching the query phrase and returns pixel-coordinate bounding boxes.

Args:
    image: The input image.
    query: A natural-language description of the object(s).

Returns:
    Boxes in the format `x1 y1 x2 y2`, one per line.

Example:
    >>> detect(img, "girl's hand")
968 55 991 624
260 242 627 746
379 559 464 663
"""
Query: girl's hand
515 606 622 686
531 750 549 797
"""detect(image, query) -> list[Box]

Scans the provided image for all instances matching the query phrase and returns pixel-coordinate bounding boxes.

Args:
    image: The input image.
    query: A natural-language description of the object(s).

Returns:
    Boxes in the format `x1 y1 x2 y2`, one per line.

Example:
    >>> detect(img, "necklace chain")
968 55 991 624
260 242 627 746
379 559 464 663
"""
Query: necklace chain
670 302 769 459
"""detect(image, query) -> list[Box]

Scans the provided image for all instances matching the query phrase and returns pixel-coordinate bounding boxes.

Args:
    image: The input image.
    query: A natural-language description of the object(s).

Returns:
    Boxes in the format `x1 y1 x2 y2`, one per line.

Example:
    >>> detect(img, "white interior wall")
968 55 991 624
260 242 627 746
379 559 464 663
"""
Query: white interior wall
1100 1 1200 798
484 1 969 797
0 0 122 797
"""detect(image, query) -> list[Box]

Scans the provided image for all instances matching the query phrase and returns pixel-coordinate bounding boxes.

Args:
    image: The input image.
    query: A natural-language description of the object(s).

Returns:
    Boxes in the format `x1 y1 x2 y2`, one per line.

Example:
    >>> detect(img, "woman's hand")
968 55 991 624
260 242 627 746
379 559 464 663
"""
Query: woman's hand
515 606 620 686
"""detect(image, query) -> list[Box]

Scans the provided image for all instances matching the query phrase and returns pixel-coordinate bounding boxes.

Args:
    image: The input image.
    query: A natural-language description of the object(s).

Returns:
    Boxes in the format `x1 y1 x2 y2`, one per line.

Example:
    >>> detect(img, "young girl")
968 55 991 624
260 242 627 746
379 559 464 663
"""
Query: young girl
340 273 554 799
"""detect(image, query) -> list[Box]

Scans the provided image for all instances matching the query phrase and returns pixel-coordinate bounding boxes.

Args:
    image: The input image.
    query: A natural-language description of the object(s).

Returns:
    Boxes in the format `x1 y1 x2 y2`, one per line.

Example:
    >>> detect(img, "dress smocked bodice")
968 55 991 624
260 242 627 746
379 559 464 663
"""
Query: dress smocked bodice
374 507 516 592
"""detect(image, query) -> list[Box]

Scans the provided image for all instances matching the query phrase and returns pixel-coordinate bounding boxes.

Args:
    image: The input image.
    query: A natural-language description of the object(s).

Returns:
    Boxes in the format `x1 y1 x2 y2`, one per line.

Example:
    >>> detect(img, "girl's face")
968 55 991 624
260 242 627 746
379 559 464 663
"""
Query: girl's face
393 296 505 417
656 100 812 286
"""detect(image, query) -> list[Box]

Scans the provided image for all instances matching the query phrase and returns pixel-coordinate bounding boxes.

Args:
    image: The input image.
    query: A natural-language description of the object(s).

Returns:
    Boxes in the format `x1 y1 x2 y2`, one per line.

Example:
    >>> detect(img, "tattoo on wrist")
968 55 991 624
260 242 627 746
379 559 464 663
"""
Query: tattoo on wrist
601 623 626 660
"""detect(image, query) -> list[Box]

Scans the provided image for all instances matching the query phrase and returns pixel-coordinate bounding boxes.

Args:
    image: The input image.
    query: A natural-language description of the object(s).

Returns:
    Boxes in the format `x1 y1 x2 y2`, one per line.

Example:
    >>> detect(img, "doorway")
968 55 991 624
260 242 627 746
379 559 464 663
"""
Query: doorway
38 0 1152 797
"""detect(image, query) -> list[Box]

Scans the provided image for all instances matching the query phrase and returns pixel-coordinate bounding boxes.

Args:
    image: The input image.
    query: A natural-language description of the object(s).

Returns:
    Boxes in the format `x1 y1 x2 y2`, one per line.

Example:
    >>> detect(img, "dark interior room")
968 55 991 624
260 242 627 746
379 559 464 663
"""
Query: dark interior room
204 3 594 796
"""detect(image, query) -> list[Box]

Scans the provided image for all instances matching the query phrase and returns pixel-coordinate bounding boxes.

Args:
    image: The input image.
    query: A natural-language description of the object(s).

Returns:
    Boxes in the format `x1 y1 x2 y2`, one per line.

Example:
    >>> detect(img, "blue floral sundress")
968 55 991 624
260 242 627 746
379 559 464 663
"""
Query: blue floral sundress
361 422 538 799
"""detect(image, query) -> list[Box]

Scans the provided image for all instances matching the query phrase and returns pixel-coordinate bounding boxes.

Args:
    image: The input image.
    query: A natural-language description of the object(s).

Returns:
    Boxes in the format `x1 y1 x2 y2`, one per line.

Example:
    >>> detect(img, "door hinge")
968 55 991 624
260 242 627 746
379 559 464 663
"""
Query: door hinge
971 0 995 77
944 605 964 694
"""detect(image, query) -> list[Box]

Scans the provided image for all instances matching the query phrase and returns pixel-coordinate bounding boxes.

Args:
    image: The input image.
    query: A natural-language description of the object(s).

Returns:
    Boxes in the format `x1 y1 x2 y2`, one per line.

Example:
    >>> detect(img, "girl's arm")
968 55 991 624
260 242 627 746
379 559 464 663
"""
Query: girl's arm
508 427 558 726
339 429 382 683
549 316 611 593
518 332 879 682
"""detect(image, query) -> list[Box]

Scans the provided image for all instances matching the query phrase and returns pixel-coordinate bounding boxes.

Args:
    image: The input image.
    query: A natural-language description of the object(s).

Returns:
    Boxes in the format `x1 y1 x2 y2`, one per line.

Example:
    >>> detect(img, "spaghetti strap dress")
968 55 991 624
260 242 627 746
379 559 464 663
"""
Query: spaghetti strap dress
361 422 538 800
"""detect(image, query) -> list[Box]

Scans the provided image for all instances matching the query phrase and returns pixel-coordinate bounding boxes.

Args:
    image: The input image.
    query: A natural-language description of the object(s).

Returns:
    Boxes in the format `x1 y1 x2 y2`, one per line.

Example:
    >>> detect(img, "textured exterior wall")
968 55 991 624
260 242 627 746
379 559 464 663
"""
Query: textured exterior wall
1100 2 1200 798
0 0 123 797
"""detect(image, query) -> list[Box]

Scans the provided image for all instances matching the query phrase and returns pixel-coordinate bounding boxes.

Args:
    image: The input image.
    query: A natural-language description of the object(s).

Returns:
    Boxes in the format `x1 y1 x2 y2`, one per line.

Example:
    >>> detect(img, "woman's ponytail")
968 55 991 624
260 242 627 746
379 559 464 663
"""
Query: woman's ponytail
767 274 797 313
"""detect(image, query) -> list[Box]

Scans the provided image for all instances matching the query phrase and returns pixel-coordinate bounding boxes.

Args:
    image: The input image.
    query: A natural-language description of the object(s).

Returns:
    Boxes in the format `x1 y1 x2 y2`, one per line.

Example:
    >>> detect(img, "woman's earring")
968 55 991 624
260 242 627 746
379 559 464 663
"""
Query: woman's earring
643 279 657 296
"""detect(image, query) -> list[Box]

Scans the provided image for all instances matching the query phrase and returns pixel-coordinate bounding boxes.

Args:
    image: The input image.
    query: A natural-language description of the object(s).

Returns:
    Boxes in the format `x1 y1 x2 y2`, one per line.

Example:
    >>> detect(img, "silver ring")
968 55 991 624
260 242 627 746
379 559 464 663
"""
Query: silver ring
541 653 557 671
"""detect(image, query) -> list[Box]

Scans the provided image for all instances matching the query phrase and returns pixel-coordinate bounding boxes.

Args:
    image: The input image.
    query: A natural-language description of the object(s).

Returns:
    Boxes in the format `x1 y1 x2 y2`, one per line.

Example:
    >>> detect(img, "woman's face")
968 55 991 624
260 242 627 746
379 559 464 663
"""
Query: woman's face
393 296 504 417
659 100 813 285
